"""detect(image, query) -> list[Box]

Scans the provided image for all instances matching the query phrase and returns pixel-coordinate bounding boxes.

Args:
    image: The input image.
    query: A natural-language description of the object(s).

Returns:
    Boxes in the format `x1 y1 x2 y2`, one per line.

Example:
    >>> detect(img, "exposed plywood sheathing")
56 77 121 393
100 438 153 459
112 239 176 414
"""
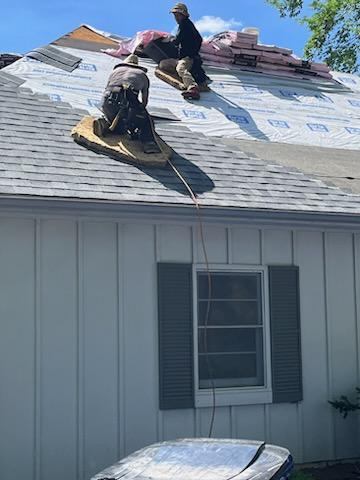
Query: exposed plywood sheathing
53 25 118 47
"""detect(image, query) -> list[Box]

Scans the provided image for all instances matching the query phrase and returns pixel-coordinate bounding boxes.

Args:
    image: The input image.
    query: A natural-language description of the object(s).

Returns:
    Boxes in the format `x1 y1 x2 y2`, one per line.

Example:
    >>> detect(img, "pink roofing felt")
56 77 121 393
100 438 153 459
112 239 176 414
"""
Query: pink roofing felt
102 30 169 56
101 29 332 80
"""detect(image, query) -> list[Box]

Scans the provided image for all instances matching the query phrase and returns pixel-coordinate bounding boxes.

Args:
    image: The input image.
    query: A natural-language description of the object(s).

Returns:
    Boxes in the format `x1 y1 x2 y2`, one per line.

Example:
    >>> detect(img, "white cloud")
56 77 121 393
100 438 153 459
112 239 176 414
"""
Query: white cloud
194 15 242 36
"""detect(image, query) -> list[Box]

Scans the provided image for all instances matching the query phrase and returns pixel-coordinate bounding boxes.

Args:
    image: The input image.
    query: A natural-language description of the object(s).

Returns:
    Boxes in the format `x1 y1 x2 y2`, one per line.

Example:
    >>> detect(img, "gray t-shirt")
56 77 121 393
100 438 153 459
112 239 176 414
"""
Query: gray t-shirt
105 65 149 94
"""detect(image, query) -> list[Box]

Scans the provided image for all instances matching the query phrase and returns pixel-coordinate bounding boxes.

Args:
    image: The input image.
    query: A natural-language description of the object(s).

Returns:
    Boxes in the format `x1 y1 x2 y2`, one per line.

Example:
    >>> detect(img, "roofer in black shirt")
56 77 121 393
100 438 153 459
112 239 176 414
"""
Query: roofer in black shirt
160 3 204 100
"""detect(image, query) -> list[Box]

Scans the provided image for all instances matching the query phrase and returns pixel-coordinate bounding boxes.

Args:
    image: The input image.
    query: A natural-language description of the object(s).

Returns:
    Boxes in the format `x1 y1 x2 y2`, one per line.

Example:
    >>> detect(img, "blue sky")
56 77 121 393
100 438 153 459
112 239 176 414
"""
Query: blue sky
2 0 310 57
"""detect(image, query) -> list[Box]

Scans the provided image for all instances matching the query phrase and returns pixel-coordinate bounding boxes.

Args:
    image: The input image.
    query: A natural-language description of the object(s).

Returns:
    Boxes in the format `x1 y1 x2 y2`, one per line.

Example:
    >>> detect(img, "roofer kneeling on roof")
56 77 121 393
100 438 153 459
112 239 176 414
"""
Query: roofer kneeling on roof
160 3 204 100
94 54 161 154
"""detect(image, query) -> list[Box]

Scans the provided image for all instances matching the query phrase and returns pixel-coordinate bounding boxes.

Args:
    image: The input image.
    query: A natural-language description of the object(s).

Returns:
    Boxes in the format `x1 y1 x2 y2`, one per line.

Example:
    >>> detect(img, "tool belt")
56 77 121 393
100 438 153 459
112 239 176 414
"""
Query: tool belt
104 84 140 107
103 84 148 138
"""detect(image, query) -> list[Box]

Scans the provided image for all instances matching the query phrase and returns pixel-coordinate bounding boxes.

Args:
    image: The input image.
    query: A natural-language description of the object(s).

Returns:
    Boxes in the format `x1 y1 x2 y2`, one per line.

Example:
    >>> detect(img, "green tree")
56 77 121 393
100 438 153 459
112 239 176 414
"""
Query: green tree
266 0 360 73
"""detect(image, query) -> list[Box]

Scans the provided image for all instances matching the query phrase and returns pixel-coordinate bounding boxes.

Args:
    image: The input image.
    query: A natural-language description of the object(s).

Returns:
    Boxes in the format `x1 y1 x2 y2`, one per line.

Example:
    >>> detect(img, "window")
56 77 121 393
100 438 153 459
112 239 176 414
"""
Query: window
194 268 272 407
157 263 302 410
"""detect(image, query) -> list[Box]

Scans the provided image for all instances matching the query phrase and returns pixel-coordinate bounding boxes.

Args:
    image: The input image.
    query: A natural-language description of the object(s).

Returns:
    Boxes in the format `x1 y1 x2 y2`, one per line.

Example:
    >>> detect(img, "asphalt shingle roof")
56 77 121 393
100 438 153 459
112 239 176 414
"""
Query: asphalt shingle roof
1 81 360 215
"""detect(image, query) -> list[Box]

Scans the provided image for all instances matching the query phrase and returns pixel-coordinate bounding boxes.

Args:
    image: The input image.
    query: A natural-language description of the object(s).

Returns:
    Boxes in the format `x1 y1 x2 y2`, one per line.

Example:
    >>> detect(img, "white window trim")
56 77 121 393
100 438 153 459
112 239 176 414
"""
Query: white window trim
193 264 273 408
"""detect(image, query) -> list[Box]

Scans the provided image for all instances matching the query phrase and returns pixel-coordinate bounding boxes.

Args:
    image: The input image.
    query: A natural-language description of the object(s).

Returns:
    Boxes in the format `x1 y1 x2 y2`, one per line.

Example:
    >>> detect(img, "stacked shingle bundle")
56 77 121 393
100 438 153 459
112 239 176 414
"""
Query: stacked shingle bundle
201 31 332 80
0 53 22 69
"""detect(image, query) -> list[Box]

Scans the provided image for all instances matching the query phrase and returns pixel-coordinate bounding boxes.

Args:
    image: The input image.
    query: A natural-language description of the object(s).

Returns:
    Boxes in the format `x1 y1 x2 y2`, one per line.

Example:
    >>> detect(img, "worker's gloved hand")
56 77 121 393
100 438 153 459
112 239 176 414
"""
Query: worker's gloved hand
162 35 175 43
93 117 110 138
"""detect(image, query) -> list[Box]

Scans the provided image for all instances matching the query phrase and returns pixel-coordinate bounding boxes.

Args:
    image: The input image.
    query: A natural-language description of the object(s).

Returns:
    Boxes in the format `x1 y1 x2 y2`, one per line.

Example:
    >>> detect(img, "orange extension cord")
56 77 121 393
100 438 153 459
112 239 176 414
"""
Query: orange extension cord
168 158 216 438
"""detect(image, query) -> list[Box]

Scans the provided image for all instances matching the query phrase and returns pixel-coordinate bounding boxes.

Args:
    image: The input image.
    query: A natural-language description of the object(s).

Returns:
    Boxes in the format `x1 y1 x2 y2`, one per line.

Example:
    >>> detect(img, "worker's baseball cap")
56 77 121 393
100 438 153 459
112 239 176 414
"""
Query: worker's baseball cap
170 3 190 17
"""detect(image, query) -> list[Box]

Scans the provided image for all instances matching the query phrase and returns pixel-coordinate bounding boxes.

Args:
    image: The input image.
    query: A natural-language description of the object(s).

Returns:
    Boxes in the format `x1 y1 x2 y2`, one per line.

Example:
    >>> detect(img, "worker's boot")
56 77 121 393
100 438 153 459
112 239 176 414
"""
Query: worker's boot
93 117 110 137
143 140 161 154
199 82 211 92
182 85 200 100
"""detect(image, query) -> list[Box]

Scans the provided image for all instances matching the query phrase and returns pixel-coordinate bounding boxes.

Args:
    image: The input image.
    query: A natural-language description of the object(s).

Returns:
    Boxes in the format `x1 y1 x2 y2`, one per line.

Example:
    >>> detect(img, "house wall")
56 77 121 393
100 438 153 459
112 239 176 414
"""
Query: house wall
0 215 359 480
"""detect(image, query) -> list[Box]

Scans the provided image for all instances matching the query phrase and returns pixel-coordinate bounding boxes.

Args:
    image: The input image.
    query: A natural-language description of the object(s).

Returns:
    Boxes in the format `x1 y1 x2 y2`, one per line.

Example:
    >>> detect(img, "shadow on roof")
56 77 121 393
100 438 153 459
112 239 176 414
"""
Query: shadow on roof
137 152 215 196
201 90 270 141
76 136 215 196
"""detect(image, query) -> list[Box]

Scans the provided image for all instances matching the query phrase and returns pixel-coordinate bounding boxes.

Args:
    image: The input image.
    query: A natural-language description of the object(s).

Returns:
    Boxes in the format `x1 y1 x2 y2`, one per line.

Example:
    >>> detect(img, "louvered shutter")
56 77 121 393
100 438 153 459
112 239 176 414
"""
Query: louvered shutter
269 266 303 403
158 263 194 410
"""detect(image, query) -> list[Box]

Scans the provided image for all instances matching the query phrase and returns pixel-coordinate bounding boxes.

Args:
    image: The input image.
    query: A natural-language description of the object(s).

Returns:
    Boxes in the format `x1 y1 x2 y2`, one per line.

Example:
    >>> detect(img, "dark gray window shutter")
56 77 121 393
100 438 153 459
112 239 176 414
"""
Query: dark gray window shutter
158 263 194 410
269 266 302 403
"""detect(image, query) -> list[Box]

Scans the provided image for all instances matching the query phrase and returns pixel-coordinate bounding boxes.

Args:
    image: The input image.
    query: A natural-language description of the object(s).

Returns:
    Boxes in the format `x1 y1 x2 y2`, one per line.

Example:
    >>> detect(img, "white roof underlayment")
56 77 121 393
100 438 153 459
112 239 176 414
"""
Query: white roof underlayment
5 44 360 150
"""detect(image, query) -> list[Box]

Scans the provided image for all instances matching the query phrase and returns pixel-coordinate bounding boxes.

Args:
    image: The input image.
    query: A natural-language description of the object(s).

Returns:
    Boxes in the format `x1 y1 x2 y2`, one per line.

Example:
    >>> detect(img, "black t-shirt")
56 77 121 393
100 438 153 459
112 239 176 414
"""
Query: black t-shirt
173 17 203 59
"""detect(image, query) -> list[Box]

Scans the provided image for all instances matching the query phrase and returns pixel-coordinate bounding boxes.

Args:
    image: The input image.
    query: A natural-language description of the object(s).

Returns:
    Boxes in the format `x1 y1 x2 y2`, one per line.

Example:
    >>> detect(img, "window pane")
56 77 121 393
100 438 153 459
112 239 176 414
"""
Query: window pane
198 272 260 300
197 271 265 390
198 328 262 354
198 300 261 326
199 353 264 388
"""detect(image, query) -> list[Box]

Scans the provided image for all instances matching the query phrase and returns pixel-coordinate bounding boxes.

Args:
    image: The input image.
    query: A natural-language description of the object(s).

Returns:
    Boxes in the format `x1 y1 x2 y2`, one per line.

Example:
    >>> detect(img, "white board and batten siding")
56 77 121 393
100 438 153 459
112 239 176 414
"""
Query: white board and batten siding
0 216 360 480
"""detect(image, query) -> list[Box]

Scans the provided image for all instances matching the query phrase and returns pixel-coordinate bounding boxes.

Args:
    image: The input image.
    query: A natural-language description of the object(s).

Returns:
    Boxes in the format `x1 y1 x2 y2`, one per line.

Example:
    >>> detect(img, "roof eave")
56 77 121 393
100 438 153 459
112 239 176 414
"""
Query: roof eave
1 195 360 231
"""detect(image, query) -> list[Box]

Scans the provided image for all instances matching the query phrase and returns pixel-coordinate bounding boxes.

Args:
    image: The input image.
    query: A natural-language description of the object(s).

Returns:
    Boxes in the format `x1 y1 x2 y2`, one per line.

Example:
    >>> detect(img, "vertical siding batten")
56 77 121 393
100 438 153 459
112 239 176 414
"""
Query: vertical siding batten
355 235 360 389
117 223 126 459
0 219 36 480
199 406 232 438
235 405 266 442
123 224 158 454
114 222 122 459
40 220 78 480
323 232 336 459
352 234 360 392
231 227 262 265
82 222 119 478
115 223 121 459
355 234 360 451
77 221 85 480
35 219 41 480
227 227 234 440
194 225 228 264
326 232 359 459
263 229 293 265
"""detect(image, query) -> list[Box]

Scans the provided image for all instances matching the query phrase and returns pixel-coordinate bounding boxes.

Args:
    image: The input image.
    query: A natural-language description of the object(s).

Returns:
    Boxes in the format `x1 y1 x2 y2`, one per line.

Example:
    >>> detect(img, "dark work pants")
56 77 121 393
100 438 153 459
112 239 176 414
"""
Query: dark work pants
101 88 156 143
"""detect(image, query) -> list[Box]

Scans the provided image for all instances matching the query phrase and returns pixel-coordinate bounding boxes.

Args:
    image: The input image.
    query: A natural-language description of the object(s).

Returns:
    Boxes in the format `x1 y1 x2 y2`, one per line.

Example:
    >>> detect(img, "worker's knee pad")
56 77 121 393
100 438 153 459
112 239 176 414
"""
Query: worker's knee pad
159 59 177 73
159 59 167 70
176 62 184 76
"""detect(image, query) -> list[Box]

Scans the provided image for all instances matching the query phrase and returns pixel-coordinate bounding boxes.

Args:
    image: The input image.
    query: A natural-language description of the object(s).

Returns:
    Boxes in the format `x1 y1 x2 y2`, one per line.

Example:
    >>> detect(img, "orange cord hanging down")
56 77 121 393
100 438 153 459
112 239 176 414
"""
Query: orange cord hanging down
168 158 216 438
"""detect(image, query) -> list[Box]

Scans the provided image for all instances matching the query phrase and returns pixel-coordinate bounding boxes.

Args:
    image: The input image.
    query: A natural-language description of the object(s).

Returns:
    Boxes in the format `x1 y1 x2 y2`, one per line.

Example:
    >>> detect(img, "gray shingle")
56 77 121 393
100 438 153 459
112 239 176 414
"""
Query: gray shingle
0 71 25 87
26 45 82 72
1 82 360 215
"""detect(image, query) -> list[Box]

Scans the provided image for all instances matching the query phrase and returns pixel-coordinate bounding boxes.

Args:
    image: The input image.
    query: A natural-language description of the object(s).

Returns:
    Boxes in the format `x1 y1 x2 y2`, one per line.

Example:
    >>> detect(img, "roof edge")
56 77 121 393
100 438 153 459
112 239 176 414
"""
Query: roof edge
1 196 360 231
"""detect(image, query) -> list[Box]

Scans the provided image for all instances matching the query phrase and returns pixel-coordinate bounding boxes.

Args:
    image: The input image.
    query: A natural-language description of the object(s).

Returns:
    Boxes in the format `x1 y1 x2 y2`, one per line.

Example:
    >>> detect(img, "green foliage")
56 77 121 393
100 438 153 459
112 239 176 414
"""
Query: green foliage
329 387 360 418
266 0 360 73
266 0 304 17
290 471 315 480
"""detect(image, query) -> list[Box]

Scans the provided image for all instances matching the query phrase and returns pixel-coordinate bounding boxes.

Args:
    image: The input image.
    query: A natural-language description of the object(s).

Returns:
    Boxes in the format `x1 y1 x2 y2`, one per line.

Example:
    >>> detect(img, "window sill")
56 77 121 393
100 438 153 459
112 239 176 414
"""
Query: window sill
195 387 273 407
